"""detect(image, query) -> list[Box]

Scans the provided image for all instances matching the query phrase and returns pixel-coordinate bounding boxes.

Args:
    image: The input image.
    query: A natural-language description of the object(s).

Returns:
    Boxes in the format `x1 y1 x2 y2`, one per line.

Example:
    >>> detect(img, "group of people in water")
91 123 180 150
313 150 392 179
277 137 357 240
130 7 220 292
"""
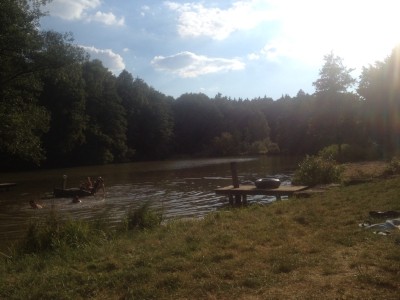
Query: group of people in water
81 176 105 196
29 176 104 209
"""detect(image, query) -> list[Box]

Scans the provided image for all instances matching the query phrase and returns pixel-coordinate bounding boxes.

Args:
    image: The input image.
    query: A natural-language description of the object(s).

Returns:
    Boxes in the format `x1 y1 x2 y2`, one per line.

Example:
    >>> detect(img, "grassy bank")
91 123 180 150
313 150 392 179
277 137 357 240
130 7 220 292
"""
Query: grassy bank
1 171 400 299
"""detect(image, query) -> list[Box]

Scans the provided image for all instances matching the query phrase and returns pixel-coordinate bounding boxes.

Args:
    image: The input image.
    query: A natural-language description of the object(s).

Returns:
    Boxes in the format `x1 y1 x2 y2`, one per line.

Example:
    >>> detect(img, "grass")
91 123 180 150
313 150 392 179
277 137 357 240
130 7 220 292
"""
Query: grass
1 166 400 299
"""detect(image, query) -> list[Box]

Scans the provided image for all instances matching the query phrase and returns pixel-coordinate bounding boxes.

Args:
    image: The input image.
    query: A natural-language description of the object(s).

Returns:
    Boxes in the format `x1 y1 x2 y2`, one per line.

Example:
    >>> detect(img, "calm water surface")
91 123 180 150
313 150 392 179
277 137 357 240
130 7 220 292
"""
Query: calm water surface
0 156 300 249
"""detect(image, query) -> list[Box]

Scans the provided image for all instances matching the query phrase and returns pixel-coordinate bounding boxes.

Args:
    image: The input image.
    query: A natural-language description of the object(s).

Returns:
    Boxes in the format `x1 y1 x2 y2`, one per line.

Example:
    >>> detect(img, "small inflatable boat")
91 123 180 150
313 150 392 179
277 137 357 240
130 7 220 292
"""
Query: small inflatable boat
254 178 281 189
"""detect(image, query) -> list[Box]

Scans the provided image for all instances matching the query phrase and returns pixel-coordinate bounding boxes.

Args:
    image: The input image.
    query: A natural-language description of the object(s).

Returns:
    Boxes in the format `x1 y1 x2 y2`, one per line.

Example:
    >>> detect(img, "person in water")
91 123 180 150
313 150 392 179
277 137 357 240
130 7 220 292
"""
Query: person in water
78 176 105 197
29 200 43 209
80 177 93 191
72 195 81 203
92 177 105 197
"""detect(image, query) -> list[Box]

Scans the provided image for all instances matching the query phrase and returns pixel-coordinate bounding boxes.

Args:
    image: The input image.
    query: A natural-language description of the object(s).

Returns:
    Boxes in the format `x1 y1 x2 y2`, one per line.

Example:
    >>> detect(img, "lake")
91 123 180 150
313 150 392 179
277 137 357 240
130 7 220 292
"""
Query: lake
0 156 300 250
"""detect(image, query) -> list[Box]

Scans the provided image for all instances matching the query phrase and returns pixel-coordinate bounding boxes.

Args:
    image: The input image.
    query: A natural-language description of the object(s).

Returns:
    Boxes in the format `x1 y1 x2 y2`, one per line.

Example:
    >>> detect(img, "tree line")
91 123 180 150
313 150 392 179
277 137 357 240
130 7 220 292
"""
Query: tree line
1 0 400 170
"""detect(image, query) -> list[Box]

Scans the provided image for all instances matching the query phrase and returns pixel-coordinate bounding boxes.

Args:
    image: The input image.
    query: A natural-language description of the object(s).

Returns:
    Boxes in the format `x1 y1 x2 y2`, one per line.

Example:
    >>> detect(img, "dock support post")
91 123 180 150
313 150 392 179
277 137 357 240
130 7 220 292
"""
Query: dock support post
230 162 239 188
229 194 234 205
62 175 68 189
230 162 243 205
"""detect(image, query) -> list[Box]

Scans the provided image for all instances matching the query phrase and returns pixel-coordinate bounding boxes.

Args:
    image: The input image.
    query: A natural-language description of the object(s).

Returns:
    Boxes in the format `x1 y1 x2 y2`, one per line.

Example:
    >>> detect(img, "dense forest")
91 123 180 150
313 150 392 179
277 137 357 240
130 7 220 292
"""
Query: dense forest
1 0 400 170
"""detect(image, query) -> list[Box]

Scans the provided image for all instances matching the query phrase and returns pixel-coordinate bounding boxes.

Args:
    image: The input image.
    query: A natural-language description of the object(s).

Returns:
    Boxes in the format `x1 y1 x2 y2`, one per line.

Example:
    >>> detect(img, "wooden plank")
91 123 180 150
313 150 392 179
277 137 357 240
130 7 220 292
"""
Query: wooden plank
215 184 309 196
0 183 17 191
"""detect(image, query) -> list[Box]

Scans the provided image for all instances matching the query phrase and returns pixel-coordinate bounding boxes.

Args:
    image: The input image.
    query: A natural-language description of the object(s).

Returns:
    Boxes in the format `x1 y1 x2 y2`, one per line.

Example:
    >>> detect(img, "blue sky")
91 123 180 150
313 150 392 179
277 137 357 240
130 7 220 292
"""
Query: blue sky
40 0 400 100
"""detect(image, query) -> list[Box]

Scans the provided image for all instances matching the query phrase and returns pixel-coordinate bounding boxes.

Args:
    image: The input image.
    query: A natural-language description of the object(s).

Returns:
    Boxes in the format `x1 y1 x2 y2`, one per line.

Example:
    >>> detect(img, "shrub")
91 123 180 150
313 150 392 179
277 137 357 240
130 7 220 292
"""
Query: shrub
293 155 343 186
21 210 100 253
212 132 239 156
318 144 373 162
125 202 163 230
248 139 269 155
267 142 280 155
385 156 400 175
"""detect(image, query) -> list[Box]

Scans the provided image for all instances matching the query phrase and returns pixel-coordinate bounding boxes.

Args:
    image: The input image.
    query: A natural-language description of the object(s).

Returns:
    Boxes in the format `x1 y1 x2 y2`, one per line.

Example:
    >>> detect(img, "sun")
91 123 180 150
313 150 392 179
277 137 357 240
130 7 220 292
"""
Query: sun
275 0 400 68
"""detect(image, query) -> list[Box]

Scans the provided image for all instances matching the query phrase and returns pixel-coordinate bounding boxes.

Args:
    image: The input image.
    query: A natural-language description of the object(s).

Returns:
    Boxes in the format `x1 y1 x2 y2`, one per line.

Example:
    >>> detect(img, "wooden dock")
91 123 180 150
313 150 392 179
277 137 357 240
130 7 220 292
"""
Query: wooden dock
215 184 309 205
215 161 309 205
0 183 17 191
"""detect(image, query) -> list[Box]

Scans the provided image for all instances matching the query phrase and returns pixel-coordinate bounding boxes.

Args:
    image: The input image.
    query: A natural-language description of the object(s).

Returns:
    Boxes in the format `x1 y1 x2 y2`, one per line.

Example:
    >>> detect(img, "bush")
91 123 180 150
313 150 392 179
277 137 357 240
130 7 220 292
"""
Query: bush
248 139 269 155
385 156 400 175
293 155 343 186
21 210 101 253
125 202 163 230
318 144 381 162
267 142 280 155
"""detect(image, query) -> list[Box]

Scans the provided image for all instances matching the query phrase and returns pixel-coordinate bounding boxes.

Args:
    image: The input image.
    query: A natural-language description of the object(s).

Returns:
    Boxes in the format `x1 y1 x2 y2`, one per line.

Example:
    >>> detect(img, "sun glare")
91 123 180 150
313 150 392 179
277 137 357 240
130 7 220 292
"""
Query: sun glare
273 0 400 68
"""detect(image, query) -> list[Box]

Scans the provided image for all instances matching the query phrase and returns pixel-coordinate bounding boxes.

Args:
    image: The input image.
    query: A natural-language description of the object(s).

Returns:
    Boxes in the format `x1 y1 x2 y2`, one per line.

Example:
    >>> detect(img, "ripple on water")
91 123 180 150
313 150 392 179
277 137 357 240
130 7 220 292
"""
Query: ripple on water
0 156 300 250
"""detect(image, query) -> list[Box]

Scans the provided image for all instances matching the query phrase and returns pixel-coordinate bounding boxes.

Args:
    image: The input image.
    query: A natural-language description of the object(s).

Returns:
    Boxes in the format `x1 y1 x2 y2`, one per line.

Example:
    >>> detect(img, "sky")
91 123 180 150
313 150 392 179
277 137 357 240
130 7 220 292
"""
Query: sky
39 0 400 100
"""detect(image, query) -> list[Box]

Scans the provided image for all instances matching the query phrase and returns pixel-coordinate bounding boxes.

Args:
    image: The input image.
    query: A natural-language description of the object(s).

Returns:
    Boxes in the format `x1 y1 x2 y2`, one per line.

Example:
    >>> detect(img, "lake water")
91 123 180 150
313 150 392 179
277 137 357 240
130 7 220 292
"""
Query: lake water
0 156 300 250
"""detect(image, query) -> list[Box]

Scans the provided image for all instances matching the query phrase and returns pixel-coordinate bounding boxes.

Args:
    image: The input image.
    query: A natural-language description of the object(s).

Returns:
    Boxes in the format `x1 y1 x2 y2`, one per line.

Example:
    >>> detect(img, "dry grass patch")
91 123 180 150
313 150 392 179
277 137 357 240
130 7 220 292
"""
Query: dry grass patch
342 160 388 182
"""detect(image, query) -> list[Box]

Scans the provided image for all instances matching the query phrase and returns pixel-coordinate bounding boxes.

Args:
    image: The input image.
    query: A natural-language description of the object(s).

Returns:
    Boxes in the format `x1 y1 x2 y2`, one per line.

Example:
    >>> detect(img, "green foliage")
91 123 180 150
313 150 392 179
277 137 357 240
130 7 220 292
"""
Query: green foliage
385 156 400 175
293 155 343 186
313 51 356 95
0 99 49 165
318 144 380 162
0 0 50 165
79 60 128 164
212 132 239 156
248 139 269 154
21 210 107 253
358 46 400 157
267 142 280 154
124 202 163 230
120 77 174 159
173 93 222 155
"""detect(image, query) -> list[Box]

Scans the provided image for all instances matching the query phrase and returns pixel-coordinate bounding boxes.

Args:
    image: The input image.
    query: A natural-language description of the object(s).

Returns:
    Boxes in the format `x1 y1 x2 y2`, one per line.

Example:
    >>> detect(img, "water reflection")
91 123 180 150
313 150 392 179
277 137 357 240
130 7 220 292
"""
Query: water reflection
0 156 300 249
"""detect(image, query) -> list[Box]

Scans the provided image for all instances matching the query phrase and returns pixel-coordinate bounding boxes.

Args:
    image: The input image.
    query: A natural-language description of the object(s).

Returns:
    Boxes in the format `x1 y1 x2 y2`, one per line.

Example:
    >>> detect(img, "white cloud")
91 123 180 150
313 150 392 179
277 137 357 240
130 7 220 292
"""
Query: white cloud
81 46 125 74
45 0 100 20
45 0 124 26
140 5 151 17
248 39 295 63
88 11 125 26
164 1 274 40
151 51 245 77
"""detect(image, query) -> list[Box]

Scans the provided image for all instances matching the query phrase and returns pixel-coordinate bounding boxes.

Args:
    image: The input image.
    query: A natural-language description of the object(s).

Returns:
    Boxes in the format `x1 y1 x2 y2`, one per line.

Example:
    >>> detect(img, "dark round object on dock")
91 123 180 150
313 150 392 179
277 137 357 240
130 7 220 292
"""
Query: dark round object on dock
254 178 281 189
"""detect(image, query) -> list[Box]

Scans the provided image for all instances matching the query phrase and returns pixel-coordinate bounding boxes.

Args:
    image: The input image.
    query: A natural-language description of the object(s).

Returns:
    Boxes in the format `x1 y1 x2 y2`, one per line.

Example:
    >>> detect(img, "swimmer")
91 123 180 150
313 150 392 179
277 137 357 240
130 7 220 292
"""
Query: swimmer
80 177 93 190
29 200 43 209
72 195 81 203
92 177 105 197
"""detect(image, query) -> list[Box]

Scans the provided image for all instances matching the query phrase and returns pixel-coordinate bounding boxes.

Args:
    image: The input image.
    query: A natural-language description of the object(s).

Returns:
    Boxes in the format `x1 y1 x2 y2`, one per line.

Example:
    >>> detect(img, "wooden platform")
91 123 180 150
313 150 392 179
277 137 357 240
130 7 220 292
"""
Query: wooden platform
0 183 17 191
215 184 309 205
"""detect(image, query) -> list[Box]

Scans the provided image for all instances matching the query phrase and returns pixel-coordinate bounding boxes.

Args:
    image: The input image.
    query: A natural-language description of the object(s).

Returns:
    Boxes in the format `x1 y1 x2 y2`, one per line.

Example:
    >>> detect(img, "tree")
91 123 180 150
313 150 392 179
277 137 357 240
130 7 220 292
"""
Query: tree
37 30 89 166
117 74 174 159
39 62 87 165
313 52 356 95
116 70 137 158
212 132 238 156
173 93 222 155
310 52 361 160
80 60 127 164
358 46 400 157
0 0 51 166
